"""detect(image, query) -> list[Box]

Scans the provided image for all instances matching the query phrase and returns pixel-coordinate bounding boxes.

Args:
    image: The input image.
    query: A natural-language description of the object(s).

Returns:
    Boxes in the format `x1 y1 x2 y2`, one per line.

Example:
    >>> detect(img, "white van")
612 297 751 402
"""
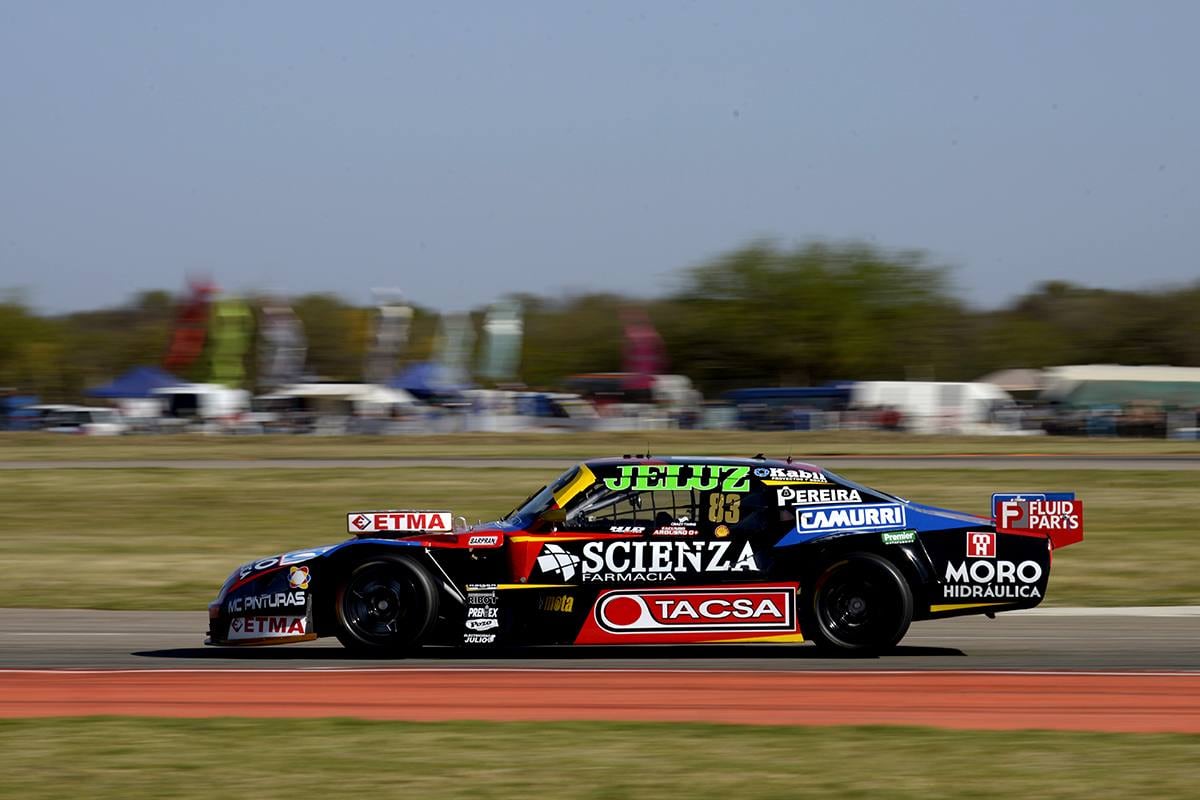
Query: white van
41 405 128 436
850 381 1017 434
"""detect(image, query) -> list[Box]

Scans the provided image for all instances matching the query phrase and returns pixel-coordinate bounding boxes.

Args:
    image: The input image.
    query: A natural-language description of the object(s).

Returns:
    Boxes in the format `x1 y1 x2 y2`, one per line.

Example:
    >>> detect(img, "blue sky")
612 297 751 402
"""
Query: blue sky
2 1 1197 313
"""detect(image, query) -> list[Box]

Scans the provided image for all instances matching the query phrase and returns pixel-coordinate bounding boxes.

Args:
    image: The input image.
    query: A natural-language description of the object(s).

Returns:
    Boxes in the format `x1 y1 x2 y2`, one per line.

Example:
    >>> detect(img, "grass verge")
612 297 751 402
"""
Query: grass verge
0 718 1197 799
3 430 1200 460
0 467 1195 609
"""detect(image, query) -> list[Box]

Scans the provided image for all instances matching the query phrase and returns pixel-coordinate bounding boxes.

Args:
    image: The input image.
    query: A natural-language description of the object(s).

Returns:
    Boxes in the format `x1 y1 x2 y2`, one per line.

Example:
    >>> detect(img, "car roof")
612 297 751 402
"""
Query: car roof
581 455 825 473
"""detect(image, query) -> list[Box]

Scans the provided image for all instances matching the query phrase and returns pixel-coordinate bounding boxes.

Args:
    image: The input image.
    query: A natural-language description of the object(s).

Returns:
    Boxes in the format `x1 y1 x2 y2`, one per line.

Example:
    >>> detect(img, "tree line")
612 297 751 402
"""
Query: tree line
3 241 1199 402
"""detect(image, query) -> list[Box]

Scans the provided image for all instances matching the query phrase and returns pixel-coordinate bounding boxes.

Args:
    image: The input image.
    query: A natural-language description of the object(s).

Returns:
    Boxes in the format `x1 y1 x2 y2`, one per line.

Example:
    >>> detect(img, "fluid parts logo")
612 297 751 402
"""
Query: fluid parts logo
536 543 581 581
289 565 311 589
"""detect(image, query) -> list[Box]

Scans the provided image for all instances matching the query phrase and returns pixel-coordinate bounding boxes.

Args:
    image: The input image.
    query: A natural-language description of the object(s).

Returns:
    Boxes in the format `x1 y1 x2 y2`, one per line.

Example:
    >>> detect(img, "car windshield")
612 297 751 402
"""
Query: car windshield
503 466 581 521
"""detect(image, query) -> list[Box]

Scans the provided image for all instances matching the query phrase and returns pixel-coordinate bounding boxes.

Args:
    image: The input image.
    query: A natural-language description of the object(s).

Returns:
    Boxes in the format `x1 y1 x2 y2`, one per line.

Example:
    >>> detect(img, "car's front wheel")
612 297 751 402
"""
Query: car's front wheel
803 553 913 655
334 557 439 656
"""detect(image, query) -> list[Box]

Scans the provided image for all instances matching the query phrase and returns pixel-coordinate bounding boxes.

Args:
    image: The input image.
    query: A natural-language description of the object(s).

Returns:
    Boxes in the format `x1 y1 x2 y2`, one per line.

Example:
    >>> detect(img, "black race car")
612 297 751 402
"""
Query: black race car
207 456 1083 655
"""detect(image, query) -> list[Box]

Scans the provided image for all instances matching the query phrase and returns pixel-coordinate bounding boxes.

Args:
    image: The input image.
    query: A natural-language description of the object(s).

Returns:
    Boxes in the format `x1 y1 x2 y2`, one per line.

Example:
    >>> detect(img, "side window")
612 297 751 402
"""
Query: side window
713 484 779 536
562 488 701 531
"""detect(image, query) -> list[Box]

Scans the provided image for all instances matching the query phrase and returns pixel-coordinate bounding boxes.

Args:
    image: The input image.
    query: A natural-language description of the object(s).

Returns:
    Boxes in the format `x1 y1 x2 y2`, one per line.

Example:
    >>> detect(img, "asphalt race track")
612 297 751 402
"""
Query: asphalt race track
5 608 1198 732
3 607 1198 671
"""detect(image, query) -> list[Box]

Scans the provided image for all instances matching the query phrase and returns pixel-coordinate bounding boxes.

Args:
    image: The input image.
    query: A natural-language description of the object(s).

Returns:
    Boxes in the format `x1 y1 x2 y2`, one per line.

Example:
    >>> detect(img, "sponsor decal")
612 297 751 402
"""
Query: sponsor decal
942 559 1044 599
226 591 306 614
996 499 1083 534
536 540 759 583
603 464 750 493
467 591 497 606
227 615 307 640
462 632 496 644
652 524 699 537
753 466 828 485
536 543 582 581
714 524 730 538
346 511 453 534
236 548 332 581
796 503 907 534
467 606 499 619
707 492 741 523
610 525 645 534
595 587 795 633
776 487 862 506
288 566 310 590
467 535 499 547
881 530 916 545
466 618 500 631
967 531 996 558
538 595 575 613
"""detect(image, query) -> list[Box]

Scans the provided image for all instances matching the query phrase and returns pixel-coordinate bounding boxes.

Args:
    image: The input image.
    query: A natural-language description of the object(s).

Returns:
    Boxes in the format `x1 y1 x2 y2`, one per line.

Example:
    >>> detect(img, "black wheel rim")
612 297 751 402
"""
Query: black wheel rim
341 563 421 644
816 562 900 649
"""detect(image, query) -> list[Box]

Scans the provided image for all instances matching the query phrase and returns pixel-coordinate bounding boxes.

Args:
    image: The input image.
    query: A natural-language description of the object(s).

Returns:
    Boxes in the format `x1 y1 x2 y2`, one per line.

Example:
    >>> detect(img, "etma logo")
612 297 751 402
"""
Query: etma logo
968 532 996 558
536 543 581 581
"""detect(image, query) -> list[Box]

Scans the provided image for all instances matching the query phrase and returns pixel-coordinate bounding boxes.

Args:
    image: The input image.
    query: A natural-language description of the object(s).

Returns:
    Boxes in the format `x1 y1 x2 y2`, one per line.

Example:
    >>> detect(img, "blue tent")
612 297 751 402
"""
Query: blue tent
86 366 184 399
387 362 471 399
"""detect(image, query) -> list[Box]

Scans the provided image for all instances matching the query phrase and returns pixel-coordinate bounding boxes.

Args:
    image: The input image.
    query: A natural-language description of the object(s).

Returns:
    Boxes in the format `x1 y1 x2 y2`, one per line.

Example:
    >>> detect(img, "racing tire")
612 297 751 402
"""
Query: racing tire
802 553 913 656
334 557 440 656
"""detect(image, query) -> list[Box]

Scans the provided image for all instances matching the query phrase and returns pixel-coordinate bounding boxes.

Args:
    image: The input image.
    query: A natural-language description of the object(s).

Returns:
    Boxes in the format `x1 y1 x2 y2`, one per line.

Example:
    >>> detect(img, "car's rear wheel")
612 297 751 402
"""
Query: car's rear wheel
803 553 913 655
334 557 439 656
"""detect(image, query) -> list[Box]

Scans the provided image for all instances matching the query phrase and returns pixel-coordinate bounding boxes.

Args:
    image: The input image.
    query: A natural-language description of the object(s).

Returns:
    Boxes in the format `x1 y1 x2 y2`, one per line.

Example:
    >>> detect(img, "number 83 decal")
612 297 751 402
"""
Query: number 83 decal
707 492 741 523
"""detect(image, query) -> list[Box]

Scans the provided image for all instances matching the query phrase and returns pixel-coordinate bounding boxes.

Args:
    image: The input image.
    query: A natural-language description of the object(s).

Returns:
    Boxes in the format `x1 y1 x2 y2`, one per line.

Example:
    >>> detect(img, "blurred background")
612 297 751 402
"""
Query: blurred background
4 252 1200 439
2 7 1200 796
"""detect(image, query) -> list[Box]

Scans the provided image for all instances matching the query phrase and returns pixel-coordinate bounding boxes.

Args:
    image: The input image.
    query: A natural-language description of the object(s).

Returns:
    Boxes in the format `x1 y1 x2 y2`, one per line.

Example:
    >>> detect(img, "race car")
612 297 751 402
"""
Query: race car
207 456 1083 655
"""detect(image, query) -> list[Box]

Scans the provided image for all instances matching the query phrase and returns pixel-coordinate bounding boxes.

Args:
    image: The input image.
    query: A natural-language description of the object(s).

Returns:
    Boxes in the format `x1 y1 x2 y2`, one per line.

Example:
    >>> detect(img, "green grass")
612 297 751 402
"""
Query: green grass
4 430 1200 460
0 718 1197 799
0 467 1196 609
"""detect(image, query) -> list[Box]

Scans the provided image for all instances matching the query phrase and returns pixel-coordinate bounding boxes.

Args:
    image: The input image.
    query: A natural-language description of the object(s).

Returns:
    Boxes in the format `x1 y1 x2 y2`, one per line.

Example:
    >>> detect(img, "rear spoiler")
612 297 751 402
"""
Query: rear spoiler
991 493 1083 549
347 510 454 536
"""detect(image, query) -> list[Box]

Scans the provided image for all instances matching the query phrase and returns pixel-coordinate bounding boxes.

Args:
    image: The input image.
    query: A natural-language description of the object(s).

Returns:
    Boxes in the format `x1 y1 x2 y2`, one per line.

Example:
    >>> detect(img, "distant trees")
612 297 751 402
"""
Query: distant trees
970 281 1200 373
656 242 969 391
2 241 1198 402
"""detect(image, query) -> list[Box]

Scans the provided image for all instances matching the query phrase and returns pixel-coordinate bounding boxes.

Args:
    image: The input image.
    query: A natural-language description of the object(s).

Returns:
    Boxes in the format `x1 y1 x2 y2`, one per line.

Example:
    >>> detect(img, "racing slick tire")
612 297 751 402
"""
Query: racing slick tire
802 552 913 656
334 557 440 656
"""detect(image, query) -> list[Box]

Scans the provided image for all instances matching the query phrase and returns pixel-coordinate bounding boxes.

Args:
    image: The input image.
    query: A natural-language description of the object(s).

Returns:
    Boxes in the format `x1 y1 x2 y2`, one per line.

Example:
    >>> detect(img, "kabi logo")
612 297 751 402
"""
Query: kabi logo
753 467 827 484
536 543 581 581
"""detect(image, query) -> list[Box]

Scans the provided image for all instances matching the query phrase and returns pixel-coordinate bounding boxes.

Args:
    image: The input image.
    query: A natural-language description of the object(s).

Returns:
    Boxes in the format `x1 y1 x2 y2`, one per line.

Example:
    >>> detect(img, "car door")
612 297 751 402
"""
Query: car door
547 464 766 586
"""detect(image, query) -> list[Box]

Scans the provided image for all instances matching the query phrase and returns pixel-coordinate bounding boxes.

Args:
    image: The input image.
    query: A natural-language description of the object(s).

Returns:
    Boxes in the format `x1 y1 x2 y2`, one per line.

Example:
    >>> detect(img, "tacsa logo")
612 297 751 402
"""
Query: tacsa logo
536 543 581 581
